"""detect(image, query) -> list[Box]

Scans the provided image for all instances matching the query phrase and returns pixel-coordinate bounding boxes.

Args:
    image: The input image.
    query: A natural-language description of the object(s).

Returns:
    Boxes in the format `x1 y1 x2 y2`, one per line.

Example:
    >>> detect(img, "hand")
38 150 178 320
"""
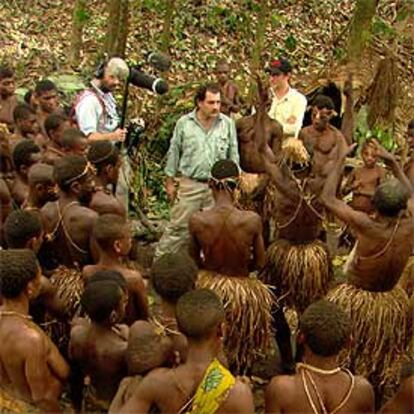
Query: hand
255 74 268 110
112 128 127 142
344 72 353 98
338 141 357 160
371 139 395 163
165 178 177 202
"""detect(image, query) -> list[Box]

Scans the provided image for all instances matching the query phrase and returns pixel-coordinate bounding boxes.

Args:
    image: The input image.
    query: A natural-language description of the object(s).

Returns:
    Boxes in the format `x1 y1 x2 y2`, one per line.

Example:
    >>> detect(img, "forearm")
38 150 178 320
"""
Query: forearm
322 155 345 204
390 158 414 195
341 98 354 145
88 131 118 141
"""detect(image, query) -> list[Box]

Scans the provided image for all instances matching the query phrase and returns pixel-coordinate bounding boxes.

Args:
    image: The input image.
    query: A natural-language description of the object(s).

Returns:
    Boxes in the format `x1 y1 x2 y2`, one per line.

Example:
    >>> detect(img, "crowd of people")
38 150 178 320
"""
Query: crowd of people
0 54 413 414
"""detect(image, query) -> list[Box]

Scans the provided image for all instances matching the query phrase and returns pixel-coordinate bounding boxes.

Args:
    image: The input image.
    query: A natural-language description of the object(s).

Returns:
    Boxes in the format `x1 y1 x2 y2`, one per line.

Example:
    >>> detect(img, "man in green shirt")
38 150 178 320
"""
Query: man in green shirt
155 83 239 258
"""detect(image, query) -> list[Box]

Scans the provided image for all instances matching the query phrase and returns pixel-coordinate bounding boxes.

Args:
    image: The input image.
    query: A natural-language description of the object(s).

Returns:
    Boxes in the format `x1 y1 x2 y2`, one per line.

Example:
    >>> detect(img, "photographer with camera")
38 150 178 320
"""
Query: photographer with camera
74 57 129 142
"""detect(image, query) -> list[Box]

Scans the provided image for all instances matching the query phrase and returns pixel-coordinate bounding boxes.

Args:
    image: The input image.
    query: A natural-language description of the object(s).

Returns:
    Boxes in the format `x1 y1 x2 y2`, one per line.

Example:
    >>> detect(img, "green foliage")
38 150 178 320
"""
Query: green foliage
74 8 90 24
355 125 397 152
372 17 395 38
285 34 297 51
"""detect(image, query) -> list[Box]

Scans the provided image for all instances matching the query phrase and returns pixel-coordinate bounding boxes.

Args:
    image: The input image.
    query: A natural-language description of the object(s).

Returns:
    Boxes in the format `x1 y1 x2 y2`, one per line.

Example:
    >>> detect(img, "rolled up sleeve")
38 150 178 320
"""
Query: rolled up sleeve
75 95 102 136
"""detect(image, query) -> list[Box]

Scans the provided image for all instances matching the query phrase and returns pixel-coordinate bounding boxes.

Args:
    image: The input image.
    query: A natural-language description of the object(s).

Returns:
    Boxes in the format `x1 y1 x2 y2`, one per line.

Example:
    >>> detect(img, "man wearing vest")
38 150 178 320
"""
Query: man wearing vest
75 57 129 208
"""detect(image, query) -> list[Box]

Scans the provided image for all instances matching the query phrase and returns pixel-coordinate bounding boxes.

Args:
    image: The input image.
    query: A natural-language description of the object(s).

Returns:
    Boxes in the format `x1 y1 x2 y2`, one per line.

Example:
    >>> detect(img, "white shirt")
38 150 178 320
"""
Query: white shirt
75 82 120 136
268 87 307 138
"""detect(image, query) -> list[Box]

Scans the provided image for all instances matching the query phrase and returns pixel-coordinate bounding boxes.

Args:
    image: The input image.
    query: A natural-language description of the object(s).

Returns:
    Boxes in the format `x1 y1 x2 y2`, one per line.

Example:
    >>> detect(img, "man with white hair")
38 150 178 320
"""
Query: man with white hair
75 57 131 207
75 57 129 143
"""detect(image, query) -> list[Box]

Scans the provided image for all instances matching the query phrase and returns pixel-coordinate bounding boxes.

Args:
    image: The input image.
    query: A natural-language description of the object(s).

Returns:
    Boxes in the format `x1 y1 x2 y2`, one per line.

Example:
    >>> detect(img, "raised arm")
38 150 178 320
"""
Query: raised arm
341 73 354 145
320 142 372 229
255 79 297 201
373 140 414 196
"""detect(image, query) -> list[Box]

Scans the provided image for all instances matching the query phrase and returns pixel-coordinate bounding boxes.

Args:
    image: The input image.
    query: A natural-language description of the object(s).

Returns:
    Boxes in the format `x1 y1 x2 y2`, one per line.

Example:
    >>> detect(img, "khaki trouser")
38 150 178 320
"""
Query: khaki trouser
155 177 214 259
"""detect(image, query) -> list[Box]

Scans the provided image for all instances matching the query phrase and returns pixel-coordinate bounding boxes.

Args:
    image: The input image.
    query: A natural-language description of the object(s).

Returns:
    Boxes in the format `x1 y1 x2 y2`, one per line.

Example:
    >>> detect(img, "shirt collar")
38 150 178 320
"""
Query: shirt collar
189 108 223 123
271 86 293 102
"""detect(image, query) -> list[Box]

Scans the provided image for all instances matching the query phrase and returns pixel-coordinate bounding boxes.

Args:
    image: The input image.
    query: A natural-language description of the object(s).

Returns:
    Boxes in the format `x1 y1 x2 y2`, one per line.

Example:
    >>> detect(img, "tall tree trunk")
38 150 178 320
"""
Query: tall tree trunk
105 0 121 56
160 0 175 53
70 0 87 67
347 0 379 64
249 1 269 103
116 0 130 58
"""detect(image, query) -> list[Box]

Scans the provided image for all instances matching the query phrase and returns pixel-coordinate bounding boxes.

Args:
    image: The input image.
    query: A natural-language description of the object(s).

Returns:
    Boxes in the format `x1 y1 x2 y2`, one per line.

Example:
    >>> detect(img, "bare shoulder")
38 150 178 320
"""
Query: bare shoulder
353 375 375 407
189 209 207 228
266 374 297 400
221 379 254 413
82 264 98 280
17 324 49 355
69 319 90 346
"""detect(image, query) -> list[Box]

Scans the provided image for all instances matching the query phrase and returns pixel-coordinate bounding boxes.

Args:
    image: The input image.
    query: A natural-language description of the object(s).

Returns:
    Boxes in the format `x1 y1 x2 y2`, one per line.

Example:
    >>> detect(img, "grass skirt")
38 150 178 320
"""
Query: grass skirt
262 239 332 313
327 283 411 397
197 270 274 374
398 255 414 297
44 265 84 354
234 172 266 214
0 388 40 413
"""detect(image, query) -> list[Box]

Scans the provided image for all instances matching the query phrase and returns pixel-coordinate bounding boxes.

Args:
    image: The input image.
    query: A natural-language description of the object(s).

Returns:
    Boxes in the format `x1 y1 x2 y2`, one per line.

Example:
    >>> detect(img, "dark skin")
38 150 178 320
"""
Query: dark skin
256 92 325 243
341 73 355 145
89 158 126 218
10 152 42 208
42 120 70 165
215 63 241 116
236 78 283 174
0 76 18 131
69 291 129 409
0 267 70 413
118 324 254 414
265 334 375 413
35 90 60 137
343 144 385 214
380 374 414 413
41 171 98 268
0 179 12 247
321 140 414 291
83 226 149 324
109 315 189 412
189 184 265 277
299 106 347 181
236 113 282 174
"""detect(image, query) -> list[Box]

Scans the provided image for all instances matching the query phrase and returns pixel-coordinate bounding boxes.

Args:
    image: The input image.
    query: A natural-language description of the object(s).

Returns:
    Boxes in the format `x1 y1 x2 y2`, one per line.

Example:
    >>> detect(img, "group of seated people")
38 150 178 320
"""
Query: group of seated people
0 62 413 414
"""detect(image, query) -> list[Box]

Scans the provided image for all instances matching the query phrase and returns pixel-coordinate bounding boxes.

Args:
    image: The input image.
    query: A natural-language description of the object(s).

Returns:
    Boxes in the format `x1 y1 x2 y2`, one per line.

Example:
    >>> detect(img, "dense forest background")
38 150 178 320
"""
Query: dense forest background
1 0 413 218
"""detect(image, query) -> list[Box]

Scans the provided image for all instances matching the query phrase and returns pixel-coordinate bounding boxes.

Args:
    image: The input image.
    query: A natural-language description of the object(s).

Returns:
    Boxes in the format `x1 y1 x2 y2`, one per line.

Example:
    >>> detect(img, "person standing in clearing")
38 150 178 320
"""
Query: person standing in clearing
266 58 307 140
155 82 239 258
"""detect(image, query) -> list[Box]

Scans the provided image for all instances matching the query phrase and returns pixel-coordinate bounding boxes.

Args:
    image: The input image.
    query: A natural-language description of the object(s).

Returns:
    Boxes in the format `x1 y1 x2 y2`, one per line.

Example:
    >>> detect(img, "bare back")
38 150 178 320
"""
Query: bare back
237 114 282 174
41 200 98 268
119 363 254 413
0 314 67 407
265 371 374 414
69 321 128 402
83 263 149 324
348 212 414 291
190 205 263 276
